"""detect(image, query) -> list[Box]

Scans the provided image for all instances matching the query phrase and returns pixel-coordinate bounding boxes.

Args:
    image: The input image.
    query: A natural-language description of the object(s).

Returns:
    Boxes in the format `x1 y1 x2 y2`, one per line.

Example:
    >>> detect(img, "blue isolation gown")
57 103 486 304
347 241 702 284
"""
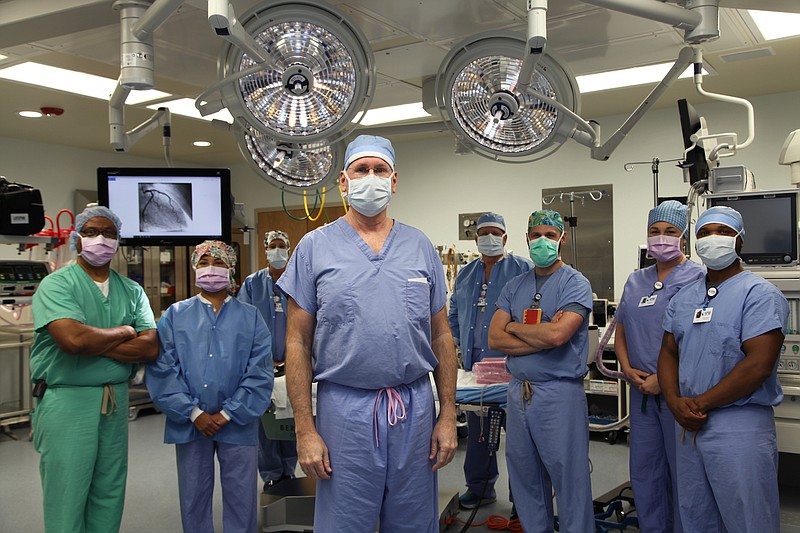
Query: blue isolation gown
238 269 297 482
278 217 446 533
448 253 532 499
663 270 788 533
147 296 273 533
615 259 705 533
495 264 595 533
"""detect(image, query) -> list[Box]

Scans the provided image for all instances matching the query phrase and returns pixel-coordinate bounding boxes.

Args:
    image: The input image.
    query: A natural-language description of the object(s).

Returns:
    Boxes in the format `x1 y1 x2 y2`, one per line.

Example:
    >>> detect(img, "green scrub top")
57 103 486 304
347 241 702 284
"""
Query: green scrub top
31 262 156 387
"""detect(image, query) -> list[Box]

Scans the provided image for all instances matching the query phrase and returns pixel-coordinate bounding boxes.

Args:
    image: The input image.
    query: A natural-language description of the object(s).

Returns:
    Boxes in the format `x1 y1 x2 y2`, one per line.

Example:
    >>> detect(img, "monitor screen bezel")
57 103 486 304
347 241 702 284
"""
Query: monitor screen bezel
706 189 799 267
97 167 232 247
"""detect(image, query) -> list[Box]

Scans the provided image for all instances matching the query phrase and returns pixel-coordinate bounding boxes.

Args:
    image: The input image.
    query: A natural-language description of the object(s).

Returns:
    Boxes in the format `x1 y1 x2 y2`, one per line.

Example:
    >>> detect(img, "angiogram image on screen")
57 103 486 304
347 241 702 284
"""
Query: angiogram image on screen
138 183 193 232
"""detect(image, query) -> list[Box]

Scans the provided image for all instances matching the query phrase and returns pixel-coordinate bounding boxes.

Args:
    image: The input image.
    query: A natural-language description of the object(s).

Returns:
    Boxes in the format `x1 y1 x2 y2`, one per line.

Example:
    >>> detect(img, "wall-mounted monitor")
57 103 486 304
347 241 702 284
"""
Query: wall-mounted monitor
97 167 232 246
706 189 800 267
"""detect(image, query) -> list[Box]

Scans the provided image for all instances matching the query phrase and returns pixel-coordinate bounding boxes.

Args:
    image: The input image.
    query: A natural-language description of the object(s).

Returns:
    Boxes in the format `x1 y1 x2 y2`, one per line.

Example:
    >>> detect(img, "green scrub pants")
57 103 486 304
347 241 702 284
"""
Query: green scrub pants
32 383 129 533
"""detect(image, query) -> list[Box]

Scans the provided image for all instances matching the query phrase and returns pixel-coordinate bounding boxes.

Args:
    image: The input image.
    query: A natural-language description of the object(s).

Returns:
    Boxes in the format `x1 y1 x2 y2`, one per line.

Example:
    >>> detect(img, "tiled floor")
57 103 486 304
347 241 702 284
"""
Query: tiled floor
1 412 799 532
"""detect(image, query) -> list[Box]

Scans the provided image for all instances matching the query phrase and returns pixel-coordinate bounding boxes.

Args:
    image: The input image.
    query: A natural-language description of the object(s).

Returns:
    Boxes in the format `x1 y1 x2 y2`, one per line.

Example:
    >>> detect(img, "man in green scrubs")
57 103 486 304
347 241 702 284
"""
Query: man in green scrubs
31 206 158 533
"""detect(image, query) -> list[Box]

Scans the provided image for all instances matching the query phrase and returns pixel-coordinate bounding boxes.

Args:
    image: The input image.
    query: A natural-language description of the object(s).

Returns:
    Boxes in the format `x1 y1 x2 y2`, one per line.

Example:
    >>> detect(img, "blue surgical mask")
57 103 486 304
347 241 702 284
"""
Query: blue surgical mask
529 235 561 268
267 248 289 269
695 234 739 270
477 234 504 257
347 174 392 217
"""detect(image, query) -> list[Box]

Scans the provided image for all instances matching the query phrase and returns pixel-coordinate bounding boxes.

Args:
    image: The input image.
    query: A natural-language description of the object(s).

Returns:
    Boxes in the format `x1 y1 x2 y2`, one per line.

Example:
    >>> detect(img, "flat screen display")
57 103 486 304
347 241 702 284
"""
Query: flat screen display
97 167 232 246
707 191 798 266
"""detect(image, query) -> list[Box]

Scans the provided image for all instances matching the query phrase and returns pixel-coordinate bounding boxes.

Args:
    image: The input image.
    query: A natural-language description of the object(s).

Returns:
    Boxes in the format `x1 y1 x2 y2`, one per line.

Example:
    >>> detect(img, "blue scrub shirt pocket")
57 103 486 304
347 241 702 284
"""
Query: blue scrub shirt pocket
705 321 744 371
405 280 431 321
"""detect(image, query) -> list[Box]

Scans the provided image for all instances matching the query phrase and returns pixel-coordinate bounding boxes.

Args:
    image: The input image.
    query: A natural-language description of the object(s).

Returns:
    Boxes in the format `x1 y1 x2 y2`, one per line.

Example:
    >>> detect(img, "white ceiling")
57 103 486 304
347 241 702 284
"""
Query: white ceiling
0 0 798 167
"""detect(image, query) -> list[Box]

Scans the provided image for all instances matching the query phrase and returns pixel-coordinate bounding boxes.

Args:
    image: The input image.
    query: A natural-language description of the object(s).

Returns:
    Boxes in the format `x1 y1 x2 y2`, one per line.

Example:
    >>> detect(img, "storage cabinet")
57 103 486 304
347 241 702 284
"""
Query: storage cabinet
112 246 190 320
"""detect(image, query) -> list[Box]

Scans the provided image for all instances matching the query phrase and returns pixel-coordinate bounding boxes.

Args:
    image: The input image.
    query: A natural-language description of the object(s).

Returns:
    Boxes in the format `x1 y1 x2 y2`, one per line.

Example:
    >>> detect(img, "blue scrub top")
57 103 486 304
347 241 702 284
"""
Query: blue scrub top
663 270 788 407
496 264 593 382
448 254 532 369
147 296 273 445
616 260 706 374
237 269 288 362
277 217 447 389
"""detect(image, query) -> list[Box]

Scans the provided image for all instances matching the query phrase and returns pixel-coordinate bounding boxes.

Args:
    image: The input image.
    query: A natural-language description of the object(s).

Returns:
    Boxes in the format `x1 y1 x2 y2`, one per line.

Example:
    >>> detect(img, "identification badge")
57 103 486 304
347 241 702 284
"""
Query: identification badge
639 295 658 307
477 296 487 308
523 308 542 325
693 307 713 323
274 295 284 313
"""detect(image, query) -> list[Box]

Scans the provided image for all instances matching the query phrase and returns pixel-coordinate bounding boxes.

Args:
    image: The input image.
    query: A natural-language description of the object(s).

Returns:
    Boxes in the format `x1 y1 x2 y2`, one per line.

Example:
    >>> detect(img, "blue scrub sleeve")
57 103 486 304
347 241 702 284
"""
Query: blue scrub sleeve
428 246 447 315
742 286 789 341
32 273 86 332
146 308 199 423
495 281 514 315
221 312 273 425
276 242 317 315
662 298 677 335
448 287 459 340
236 277 254 305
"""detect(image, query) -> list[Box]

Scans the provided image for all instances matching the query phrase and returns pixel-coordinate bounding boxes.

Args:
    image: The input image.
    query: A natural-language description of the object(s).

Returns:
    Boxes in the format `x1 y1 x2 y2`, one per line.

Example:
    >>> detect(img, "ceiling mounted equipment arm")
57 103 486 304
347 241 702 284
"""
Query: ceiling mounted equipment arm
110 82 173 165
207 0 271 66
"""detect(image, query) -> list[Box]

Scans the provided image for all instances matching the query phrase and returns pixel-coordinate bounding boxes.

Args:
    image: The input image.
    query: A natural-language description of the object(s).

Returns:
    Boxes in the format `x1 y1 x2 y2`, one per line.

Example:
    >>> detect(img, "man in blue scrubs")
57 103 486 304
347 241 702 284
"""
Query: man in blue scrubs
659 206 788 533
237 230 297 490
488 210 594 533
448 212 531 509
279 135 457 533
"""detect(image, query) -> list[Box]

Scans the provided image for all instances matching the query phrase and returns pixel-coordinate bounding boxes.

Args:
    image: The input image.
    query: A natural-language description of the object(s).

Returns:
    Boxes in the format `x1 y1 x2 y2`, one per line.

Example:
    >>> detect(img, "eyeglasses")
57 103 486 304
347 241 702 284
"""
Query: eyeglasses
347 164 393 178
80 228 119 239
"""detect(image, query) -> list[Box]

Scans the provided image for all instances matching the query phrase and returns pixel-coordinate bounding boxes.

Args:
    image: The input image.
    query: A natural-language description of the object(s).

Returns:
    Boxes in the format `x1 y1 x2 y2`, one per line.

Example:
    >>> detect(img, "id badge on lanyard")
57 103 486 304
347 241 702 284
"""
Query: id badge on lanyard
273 294 284 313
693 286 717 324
524 292 543 324
639 280 662 308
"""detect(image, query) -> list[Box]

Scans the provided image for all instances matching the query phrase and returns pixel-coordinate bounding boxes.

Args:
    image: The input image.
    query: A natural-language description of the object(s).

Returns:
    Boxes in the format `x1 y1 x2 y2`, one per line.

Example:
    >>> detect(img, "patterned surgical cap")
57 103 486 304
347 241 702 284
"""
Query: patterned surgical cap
191 240 237 269
528 210 564 233
648 200 689 236
264 230 290 249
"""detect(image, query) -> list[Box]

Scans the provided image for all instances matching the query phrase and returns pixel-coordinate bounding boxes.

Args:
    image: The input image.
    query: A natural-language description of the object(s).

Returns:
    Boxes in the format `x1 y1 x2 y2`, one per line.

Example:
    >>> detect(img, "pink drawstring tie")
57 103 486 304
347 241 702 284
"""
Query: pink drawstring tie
373 387 407 447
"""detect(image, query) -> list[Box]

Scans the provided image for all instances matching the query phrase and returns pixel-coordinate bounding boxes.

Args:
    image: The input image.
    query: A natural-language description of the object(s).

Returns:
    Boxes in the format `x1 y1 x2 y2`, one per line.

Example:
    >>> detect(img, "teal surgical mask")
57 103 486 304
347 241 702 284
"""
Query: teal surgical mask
529 234 561 267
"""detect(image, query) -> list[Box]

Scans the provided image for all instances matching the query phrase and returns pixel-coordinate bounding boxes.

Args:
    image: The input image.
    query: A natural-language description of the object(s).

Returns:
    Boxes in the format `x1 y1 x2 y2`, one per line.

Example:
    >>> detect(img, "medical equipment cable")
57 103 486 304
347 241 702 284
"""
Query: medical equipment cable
281 189 318 221
303 188 326 221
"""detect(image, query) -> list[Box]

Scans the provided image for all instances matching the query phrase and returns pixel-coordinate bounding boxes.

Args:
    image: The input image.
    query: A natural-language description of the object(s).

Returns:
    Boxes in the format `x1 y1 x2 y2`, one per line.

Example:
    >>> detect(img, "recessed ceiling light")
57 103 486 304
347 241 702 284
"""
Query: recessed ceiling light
576 62 707 93
748 10 800 40
0 62 171 103
18 110 43 118
352 102 431 126
147 99 233 123
0 53 8 61
193 140 212 147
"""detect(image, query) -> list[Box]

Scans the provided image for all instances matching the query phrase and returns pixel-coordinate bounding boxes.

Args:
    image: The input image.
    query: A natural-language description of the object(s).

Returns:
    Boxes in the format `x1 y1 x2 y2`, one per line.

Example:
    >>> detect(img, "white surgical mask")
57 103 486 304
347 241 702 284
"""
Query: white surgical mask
695 234 740 270
267 248 289 269
477 234 504 257
347 174 392 217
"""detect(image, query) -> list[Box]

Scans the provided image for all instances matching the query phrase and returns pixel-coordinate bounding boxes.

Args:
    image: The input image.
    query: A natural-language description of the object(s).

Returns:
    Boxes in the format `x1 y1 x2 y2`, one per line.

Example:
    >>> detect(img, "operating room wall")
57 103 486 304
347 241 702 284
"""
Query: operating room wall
233 90 800 300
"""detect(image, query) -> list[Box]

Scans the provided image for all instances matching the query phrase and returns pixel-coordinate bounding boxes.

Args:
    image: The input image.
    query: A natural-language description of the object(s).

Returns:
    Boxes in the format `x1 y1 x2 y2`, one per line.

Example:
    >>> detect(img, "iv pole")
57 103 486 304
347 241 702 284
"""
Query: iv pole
541 189 604 269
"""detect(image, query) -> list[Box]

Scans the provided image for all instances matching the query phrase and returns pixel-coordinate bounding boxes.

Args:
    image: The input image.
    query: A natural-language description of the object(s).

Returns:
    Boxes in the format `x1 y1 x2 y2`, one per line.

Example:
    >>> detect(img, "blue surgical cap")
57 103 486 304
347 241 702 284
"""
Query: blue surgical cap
476 213 506 232
696 206 745 240
648 200 689 236
344 135 395 170
69 205 122 250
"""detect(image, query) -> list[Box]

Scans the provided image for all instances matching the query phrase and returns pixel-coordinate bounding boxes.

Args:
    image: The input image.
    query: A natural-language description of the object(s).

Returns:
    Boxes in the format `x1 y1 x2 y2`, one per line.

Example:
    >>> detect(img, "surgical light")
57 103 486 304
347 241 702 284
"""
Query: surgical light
208 0 374 147
435 32 581 162
236 124 343 191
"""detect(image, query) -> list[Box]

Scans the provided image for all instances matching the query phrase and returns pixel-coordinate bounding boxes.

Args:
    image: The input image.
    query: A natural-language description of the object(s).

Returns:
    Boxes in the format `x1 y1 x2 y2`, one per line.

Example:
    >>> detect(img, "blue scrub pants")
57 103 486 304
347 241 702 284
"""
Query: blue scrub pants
676 404 779 533
505 378 594 533
314 376 438 533
175 439 258 533
258 420 297 482
464 411 499 498
629 389 682 533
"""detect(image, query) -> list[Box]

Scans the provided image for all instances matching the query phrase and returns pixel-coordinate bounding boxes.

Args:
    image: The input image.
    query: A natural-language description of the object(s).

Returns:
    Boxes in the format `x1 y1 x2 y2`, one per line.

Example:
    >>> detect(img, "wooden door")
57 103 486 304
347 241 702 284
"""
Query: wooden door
255 203 347 270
